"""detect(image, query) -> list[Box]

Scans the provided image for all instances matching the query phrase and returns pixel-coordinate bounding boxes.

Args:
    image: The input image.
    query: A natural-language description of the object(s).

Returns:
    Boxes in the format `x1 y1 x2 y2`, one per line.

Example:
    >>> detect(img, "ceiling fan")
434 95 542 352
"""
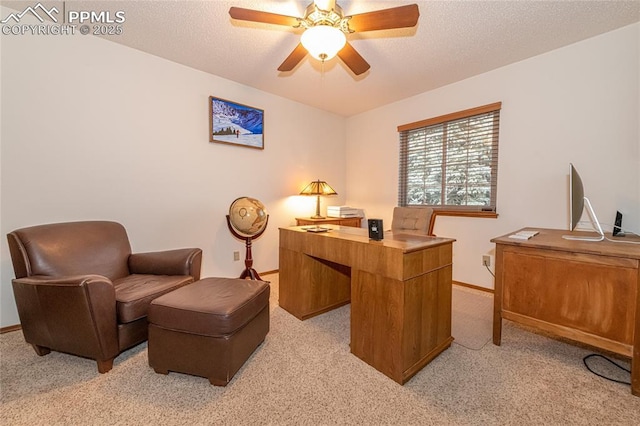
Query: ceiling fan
229 0 419 76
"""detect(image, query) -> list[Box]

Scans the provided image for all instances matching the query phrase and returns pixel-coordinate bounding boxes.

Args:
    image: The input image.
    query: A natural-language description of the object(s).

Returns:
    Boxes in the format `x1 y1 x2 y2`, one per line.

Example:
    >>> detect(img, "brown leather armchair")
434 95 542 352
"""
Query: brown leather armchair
7 221 202 373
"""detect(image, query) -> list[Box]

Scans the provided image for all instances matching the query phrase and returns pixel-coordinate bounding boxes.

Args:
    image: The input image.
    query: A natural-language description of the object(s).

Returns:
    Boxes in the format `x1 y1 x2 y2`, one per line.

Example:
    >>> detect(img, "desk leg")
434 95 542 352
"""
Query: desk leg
492 244 504 346
633 349 639 397
632 268 640 396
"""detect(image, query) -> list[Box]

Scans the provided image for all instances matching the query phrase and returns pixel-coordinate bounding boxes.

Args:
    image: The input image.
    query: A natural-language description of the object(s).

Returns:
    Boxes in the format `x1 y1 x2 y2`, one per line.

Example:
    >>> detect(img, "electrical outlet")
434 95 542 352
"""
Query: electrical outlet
482 255 491 267
233 251 240 261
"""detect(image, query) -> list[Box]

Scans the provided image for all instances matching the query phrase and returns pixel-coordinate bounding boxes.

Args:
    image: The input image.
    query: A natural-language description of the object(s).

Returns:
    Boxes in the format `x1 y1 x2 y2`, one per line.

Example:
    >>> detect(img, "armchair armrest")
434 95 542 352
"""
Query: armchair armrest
129 248 202 281
11 275 119 361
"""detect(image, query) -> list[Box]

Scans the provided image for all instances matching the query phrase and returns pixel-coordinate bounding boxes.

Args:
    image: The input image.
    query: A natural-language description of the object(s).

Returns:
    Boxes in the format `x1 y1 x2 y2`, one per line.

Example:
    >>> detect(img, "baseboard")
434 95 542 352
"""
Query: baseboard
1 324 21 334
453 280 494 294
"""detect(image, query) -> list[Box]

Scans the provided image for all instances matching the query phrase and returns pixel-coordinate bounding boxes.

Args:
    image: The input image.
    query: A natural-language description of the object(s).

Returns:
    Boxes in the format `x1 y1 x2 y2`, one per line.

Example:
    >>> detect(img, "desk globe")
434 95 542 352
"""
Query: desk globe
226 197 269 280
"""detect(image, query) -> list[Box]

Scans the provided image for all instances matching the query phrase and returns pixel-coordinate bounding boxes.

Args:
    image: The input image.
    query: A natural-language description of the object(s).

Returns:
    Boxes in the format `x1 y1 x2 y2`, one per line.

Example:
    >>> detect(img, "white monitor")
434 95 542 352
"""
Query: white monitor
562 163 604 242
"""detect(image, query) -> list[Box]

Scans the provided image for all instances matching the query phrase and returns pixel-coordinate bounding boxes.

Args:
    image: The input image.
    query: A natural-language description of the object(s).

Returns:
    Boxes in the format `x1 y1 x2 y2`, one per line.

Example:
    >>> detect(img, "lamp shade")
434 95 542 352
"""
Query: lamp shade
299 180 338 196
300 25 346 61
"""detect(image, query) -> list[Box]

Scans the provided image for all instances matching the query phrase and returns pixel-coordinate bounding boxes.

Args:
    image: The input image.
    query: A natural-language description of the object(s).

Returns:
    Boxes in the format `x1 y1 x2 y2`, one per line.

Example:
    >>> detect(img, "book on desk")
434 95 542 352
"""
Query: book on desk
508 230 539 240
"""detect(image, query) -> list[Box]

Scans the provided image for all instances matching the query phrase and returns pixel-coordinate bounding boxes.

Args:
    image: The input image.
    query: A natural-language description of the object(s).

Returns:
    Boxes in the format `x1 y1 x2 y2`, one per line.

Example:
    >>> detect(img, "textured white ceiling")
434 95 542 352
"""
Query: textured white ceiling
5 1 639 116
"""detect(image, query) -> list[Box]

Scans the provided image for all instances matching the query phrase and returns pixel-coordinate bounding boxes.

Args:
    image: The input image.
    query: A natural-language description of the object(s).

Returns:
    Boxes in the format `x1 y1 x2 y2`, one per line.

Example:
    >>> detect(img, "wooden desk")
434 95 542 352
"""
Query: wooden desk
295 216 362 228
491 228 640 396
279 225 455 384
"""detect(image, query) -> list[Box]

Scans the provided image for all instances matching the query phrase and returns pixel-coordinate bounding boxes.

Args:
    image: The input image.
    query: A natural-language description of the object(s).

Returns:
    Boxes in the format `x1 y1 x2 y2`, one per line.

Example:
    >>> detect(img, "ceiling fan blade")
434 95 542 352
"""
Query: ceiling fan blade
337 42 370 76
278 43 308 72
348 4 419 32
229 7 300 27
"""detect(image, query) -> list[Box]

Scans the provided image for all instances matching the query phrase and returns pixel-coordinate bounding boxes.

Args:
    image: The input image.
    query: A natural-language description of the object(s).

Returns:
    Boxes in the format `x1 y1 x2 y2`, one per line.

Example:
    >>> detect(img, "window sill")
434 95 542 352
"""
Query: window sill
433 210 498 219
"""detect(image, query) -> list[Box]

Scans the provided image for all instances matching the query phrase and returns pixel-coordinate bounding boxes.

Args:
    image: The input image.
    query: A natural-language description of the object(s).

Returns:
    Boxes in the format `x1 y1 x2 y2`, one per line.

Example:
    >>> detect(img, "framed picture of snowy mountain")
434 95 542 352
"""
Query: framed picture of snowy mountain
209 96 264 149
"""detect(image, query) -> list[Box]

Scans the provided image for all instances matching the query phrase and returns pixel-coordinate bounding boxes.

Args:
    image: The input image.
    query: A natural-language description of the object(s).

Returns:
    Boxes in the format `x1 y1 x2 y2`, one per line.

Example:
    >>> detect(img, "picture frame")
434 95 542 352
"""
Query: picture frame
209 96 264 150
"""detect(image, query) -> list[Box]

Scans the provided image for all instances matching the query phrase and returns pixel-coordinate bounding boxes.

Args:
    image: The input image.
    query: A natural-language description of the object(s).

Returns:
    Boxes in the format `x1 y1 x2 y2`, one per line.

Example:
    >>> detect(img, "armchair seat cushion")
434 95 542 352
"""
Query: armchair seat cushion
114 274 193 323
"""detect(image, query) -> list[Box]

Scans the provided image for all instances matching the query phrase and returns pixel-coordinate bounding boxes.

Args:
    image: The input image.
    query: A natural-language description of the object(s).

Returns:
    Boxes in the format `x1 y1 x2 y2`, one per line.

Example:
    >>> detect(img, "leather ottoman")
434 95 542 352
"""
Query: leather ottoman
147 277 270 385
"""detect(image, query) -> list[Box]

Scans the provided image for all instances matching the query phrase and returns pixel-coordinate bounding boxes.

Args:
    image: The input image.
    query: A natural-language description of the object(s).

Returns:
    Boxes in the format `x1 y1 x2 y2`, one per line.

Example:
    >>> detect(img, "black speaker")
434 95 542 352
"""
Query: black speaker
368 219 384 241
613 211 624 237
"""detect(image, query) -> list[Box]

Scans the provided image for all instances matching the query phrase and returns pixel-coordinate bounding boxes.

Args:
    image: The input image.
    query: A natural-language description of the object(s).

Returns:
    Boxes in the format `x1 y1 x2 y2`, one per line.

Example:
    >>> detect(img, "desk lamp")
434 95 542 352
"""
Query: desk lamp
300 179 337 219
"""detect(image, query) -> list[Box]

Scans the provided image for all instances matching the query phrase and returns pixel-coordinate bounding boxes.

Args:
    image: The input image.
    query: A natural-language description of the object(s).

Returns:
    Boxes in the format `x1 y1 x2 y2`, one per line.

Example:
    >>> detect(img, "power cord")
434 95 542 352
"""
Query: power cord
484 263 495 277
605 223 640 245
582 354 631 385
604 236 640 245
575 220 640 245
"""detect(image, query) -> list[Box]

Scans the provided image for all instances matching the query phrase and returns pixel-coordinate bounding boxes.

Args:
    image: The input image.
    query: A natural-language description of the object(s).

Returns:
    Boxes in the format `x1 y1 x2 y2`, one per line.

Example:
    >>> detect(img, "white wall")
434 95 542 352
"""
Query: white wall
0 19 347 327
345 23 640 290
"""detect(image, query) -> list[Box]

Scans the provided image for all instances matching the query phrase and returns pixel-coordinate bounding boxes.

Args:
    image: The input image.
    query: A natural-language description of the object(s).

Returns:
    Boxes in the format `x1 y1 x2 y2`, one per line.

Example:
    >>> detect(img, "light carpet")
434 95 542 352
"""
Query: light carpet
2 273 639 425
451 285 493 350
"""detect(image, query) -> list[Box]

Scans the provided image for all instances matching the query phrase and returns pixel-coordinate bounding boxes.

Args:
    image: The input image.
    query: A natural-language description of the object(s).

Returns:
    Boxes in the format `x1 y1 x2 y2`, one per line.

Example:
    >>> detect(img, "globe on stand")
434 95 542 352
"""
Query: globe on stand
226 197 269 280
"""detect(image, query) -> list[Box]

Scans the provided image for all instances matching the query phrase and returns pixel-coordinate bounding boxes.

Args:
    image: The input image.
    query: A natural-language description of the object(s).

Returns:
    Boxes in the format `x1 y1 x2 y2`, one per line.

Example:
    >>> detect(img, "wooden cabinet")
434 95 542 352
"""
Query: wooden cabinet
295 216 362 228
492 228 640 396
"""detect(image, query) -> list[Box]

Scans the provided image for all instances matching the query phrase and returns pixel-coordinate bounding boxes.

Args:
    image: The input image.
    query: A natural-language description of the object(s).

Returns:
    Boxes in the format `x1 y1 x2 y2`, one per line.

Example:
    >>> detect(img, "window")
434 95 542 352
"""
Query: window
397 102 501 212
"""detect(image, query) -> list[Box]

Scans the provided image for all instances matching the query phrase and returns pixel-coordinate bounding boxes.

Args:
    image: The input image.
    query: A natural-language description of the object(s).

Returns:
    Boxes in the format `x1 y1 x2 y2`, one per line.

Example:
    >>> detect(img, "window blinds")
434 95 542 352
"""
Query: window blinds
398 102 501 210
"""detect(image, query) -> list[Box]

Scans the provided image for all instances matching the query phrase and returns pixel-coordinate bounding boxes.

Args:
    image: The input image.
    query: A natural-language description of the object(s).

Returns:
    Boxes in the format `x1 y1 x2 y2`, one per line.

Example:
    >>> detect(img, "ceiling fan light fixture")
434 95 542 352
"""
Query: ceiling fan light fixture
300 25 346 61
230 3 419 75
